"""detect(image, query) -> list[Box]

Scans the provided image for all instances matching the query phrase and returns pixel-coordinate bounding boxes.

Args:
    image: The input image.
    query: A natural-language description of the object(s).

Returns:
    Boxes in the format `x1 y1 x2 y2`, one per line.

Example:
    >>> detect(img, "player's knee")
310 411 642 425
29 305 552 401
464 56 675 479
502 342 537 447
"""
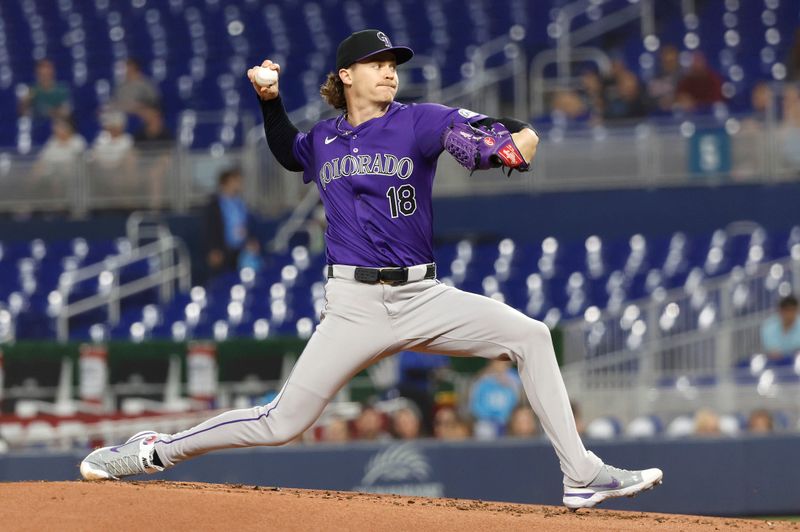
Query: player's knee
268 421 306 445
526 319 553 347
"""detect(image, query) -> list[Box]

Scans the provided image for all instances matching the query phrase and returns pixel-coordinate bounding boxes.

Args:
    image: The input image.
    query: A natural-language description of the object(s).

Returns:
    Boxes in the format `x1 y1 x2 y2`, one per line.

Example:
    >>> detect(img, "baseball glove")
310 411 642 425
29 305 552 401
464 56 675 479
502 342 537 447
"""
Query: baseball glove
442 121 530 175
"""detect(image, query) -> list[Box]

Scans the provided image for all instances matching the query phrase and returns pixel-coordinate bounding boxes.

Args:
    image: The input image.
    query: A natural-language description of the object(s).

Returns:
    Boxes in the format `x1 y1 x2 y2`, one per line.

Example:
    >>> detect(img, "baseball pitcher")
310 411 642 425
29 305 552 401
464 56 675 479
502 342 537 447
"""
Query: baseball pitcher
81 30 662 510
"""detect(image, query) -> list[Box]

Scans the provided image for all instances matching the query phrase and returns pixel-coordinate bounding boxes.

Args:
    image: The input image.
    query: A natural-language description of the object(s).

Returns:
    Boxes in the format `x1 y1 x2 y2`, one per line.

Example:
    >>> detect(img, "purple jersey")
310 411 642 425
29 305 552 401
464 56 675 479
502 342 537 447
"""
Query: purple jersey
293 102 485 267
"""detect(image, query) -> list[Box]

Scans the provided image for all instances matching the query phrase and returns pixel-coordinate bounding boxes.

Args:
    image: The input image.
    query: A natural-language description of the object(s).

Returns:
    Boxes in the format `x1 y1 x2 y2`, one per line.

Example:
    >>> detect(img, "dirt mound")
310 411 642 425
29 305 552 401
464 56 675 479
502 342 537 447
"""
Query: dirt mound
0 481 794 531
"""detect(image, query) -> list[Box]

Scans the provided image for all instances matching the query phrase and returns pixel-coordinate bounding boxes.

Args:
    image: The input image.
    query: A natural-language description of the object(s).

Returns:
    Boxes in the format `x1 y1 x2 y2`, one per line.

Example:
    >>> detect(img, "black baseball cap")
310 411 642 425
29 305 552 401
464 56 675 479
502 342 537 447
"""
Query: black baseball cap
336 29 414 70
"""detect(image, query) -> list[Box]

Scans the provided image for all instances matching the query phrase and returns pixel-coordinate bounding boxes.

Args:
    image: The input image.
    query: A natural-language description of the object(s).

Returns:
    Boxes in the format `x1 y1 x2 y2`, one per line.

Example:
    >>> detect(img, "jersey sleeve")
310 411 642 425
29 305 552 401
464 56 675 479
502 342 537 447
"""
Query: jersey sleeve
411 103 487 159
292 131 315 184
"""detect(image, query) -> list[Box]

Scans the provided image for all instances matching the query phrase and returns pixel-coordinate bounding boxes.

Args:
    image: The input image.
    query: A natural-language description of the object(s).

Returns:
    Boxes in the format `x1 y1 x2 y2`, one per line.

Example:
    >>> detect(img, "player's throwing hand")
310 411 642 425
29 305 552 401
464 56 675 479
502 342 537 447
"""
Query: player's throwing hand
247 60 281 101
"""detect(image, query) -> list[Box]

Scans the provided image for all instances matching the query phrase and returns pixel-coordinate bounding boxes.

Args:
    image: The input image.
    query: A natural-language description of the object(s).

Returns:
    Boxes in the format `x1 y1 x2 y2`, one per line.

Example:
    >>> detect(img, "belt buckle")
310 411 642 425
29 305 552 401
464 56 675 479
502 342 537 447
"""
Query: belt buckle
379 267 407 285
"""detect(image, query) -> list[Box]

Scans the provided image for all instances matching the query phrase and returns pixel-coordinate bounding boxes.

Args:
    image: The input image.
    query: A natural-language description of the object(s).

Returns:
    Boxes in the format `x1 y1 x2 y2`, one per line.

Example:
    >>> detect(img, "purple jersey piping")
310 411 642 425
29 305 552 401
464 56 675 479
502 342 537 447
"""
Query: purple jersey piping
156 393 284 445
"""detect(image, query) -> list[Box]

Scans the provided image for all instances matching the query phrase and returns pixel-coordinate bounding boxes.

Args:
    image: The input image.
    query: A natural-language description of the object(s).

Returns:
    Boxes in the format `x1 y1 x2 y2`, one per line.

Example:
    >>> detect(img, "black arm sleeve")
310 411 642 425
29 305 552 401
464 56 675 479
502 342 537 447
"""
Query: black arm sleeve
259 96 304 172
474 116 536 135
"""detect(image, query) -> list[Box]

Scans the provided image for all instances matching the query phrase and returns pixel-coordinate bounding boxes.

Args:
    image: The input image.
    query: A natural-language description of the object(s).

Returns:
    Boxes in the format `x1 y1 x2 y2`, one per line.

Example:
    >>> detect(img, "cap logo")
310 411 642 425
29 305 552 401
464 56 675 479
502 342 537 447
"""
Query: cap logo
376 31 392 48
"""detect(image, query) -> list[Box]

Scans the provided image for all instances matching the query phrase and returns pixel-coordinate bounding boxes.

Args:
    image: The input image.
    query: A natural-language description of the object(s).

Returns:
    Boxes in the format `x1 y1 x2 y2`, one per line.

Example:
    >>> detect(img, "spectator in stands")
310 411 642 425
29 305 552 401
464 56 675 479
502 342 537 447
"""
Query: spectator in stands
134 105 174 209
391 405 422 440
111 58 161 117
18 59 72 121
549 88 590 126
32 117 87 191
91 110 134 165
507 405 539 438
780 85 800 172
750 81 774 124
786 28 800 82
469 359 521 439
647 44 682 113
571 401 586 435
354 404 390 441
432 406 470 441
602 59 647 122
396 351 449 434
760 295 800 359
204 168 251 277
693 407 721 436
133 105 173 150
579 68 605 124
747 409 774 434
322 416 351 443
89 110 136 194
237 238 264 274
675 52 724 113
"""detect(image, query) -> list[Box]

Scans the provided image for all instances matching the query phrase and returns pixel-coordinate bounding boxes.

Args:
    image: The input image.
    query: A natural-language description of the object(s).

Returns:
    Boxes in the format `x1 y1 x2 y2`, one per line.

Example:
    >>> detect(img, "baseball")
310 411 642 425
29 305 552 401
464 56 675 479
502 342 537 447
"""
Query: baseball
254 66 278 87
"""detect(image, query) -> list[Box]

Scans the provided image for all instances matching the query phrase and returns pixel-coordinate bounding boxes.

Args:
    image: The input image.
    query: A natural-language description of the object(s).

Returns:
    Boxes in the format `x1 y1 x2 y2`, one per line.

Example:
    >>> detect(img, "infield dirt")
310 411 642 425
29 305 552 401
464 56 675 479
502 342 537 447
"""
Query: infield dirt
0 481 795 531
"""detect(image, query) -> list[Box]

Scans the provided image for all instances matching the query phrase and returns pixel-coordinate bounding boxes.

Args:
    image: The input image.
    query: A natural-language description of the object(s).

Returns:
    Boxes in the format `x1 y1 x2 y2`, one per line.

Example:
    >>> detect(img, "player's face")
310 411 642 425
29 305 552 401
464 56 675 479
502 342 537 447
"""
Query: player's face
345 52 399 106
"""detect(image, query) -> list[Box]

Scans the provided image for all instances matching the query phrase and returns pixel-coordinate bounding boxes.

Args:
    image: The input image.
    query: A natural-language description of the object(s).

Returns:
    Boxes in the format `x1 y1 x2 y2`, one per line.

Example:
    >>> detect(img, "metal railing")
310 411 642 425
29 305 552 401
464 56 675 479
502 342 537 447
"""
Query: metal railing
55 230 191 342
559 253 800 422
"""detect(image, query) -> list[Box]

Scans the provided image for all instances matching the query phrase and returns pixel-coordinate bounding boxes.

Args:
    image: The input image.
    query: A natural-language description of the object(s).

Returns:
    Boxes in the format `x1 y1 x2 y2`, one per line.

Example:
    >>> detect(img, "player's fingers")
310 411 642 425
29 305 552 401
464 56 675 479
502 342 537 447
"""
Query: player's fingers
270 63 281 74
260 59 273 68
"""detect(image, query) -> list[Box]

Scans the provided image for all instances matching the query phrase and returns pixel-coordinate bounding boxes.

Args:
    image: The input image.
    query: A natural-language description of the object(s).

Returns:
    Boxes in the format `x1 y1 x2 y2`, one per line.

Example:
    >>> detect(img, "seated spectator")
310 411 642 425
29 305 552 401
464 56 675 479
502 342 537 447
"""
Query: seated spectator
693 407 721 436
322 416 350 443
18 59 72 121
549 88 591 127
647 44 682 113
396 351 449 434
205 168 252 277
780 85 800 171
91 111 134 166
89 110 136 195
469 359 521 439
111 58 161 117
571 401 586 435
579 68 605 124
507 405 538 438
747 409 774 434
32 117 86 194
675 52 724 113
391 405 422 440
603 59 647 122
354 405 390 441
433 407 470 441
238 238 264 274
760 295 800 359
134 105 173 150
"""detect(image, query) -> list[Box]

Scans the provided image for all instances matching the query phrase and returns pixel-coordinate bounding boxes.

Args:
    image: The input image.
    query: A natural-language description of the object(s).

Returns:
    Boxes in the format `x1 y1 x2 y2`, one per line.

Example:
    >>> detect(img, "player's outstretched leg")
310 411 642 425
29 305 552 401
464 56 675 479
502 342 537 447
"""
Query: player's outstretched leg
390 281 663 508
80 278 398 480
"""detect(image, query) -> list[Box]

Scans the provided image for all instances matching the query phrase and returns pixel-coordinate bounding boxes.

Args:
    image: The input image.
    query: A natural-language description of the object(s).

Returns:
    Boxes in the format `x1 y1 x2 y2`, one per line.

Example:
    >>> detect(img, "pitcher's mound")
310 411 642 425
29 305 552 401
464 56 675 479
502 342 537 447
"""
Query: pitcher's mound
0 481 794 531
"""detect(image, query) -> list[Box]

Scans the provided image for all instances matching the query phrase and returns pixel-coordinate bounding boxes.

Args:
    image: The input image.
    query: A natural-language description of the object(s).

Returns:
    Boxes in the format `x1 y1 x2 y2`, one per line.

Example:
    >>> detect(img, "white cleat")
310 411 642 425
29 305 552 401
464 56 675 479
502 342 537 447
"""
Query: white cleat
80 431 164 481
563 464 663 510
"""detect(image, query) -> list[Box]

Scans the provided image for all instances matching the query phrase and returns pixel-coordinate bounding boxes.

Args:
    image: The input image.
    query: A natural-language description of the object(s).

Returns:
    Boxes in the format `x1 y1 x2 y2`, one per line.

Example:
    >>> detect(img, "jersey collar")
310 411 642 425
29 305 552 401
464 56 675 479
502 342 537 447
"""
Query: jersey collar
335 101 405 135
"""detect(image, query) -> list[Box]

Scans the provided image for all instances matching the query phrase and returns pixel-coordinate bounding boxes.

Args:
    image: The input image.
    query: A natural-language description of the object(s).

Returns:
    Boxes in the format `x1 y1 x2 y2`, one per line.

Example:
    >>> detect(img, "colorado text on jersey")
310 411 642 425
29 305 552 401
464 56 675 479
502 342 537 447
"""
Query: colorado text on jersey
319 153 414 189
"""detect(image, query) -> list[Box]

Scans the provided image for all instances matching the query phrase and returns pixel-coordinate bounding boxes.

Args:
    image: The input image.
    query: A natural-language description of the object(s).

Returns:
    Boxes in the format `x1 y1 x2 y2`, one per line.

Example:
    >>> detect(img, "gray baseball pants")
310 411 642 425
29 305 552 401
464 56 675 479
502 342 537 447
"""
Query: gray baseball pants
155 265 603 485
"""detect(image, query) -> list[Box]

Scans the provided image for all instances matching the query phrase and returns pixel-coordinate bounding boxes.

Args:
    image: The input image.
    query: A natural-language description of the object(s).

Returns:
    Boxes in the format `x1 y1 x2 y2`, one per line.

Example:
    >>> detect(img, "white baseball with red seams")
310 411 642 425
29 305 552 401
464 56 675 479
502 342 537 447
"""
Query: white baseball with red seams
254 66 278 87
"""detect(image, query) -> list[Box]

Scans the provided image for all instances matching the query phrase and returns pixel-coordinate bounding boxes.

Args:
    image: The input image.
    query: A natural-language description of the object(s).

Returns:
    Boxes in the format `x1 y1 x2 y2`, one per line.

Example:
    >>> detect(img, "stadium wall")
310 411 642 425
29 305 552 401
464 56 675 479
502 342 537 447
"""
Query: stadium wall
1 182 796 246
2 436 798 517
432 182 800 242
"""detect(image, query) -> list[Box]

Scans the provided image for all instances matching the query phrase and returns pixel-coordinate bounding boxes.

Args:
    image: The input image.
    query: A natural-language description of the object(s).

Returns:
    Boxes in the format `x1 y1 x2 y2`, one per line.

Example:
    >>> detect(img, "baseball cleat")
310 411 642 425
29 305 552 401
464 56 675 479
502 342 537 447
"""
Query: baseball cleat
80 431 164 480
562 464 663 510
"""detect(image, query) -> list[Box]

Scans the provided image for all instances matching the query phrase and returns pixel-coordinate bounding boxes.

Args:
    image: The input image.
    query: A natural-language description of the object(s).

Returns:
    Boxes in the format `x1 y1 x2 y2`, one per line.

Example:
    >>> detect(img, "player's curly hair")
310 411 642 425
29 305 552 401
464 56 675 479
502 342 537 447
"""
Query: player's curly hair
320 71 346 110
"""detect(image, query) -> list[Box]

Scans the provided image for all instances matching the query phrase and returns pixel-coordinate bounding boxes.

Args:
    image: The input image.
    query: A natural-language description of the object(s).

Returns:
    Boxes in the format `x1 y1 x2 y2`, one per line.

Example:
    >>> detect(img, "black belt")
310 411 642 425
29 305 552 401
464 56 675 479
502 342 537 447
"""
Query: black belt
327 263 437 285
